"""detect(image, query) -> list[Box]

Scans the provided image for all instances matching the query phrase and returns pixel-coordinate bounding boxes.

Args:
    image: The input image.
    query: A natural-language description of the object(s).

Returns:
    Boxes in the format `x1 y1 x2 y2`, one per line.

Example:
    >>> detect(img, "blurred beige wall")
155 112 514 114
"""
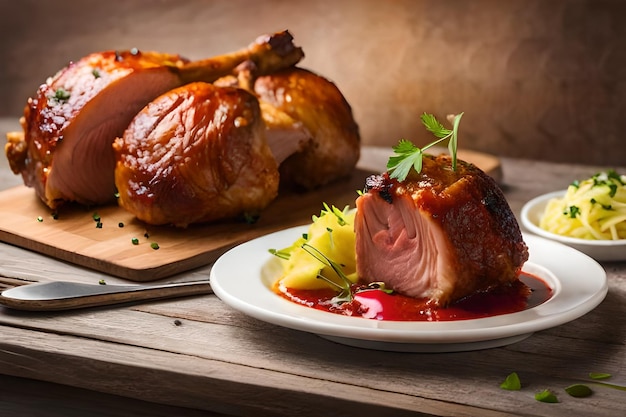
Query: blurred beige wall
1 0 624 166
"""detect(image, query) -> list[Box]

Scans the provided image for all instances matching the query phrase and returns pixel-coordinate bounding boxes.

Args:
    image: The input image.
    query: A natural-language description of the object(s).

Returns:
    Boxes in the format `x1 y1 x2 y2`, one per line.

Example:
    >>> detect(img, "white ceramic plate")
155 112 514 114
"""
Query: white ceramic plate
521 191 626 261
210 226 607 352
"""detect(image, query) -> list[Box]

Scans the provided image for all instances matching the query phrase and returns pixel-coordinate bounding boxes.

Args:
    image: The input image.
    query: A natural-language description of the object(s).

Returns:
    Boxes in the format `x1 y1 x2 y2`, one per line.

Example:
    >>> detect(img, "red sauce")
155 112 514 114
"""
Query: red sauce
276 273 552 321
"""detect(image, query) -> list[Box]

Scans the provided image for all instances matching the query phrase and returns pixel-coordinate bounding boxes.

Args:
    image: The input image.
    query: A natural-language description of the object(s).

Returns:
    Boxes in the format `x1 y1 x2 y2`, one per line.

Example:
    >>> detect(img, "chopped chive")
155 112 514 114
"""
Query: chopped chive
53 88 70 101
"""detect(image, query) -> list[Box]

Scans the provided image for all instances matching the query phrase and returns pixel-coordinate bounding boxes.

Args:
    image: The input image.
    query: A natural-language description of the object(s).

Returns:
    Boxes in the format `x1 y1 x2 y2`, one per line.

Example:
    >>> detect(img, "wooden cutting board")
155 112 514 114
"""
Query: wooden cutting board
0 148 501 281
0 171 369 281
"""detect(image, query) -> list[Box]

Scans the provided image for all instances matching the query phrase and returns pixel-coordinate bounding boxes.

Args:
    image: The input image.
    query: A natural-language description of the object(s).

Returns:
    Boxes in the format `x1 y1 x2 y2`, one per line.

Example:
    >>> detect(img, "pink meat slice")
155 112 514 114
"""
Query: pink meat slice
16 50 186 208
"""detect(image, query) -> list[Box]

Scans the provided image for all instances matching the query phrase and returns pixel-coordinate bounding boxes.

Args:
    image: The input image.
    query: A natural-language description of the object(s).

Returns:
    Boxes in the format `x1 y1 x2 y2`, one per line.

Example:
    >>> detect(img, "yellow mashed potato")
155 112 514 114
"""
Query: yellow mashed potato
274 204 357 290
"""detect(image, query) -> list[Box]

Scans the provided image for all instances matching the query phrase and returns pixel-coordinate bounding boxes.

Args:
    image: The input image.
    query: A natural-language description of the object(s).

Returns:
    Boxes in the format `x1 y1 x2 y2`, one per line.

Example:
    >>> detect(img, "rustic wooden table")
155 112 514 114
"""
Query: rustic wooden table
0 118 625 416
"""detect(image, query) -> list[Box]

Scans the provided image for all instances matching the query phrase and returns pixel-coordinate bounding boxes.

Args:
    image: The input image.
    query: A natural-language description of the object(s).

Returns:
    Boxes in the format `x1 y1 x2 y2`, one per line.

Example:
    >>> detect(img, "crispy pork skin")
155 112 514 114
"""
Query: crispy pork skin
253 68 360 189
113 82 279 227
355 154 528 306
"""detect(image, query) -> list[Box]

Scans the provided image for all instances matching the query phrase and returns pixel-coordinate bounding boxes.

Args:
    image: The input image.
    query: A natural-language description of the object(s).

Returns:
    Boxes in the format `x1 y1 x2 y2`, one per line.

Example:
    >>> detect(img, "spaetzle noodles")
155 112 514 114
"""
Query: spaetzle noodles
539 170 626 240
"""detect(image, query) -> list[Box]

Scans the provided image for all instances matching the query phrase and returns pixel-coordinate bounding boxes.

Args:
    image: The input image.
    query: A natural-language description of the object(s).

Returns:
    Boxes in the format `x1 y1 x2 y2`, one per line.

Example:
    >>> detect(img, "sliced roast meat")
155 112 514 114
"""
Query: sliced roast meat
354 154 529 306
8 50 187 208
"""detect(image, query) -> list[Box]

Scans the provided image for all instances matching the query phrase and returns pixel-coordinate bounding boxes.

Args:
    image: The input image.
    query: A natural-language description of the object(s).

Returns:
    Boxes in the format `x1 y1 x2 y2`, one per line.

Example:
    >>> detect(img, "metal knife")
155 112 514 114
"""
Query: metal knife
0 280 212 311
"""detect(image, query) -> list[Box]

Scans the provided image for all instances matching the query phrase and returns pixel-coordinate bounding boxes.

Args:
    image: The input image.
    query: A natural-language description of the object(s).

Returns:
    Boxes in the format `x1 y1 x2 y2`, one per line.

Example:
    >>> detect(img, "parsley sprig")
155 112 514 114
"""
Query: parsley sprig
387 112 464 181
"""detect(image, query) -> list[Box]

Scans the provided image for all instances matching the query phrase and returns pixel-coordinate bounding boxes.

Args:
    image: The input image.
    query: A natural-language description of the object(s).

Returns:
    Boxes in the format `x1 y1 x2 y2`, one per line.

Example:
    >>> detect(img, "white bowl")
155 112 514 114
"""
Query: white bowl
520 191 626 262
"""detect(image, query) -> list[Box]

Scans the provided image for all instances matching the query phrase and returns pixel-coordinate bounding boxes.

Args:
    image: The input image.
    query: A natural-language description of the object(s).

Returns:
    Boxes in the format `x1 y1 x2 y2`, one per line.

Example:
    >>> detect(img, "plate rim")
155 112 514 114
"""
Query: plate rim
210 225 608 347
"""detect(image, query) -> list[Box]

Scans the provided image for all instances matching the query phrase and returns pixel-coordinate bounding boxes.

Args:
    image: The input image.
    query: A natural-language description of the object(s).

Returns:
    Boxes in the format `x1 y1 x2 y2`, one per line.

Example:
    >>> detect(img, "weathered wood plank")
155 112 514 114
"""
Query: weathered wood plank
1 288 624 417
1 325 514 417
0 374 230 417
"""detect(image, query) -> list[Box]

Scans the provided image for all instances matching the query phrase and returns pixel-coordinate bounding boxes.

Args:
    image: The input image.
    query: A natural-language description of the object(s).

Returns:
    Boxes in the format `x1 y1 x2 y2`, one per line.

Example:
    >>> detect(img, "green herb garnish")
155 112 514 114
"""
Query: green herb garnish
534 389 559 403
131 238 139 245
565 205 580 218
592 170 624 197
499 371 623 404
387 112 464 181
564 384 593 398
585 373 626 391
268 248 291 260
36 216 43 222
52 88 70 102
589 372 612 380
590 382 626 391
150 242 160 250
607 170 625 184
98 279 106 285
500 372 522 390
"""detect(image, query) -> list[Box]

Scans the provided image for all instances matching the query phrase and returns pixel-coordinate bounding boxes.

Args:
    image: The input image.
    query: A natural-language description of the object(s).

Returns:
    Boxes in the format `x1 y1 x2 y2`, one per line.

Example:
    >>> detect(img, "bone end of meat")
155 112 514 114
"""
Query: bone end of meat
355 154 529 307
5 131 27 175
